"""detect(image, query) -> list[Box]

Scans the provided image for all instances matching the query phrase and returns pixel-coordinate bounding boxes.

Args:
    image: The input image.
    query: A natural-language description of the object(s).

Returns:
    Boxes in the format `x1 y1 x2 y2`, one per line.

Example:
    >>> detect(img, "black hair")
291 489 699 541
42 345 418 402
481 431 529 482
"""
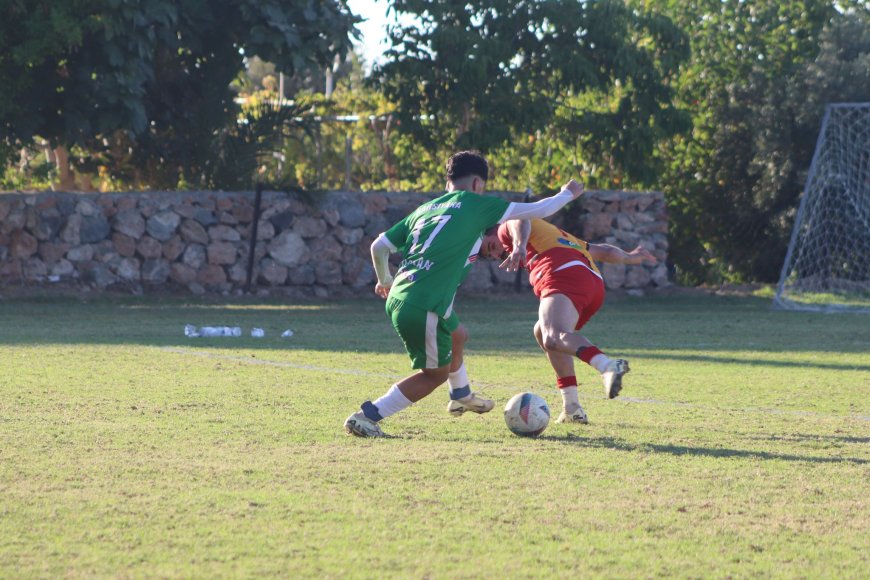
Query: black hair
446 150 489 183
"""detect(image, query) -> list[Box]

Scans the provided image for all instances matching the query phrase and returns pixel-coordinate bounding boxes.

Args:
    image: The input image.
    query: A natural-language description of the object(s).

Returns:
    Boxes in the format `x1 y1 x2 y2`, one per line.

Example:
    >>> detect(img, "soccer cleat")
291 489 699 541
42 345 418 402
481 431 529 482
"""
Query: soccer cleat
602 359 630 399
556 406 589 424
344 411 385 438
446 392 495 416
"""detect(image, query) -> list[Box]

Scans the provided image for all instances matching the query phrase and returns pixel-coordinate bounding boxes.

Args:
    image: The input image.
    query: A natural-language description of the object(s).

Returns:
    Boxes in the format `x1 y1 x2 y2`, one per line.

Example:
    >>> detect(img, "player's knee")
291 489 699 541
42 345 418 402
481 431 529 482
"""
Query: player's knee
531 323 545 351
453 324 468 346
541 329 561 352
423 366 450 384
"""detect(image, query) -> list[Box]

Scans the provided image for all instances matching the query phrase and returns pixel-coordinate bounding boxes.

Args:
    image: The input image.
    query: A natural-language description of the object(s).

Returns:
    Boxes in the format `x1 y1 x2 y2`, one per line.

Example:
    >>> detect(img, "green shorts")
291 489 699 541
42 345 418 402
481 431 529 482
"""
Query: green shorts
386 297 459 369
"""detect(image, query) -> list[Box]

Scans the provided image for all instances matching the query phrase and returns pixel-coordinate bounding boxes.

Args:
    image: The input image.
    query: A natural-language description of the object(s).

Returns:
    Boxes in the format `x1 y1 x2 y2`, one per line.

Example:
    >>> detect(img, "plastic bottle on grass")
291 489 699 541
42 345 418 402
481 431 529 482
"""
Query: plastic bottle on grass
197 326 242 337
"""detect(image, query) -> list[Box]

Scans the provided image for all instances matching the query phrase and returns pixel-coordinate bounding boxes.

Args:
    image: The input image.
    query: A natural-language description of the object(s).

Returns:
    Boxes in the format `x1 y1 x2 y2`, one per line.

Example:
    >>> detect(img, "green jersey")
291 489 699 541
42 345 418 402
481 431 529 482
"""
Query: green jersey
384 190 510 317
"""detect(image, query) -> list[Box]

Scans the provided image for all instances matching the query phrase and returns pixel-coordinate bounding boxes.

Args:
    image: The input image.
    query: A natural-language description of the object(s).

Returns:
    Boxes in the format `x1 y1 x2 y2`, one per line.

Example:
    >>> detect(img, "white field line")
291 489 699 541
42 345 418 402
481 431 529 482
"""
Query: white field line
160 347 870 422
159 346 403 378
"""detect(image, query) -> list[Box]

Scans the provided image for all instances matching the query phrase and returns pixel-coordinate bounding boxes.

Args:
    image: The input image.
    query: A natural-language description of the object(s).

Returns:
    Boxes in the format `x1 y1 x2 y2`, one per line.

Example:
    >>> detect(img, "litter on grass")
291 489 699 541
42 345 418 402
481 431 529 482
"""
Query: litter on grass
184 326 293 338
184 325 241 337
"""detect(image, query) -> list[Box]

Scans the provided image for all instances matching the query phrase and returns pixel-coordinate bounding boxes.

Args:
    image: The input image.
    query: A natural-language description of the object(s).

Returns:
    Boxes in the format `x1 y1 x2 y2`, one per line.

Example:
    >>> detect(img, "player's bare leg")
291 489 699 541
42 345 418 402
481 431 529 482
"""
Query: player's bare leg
345 366 449 437
537 294 629 400
448 324 467 374
535 304 588 423
446 324 494 416
538 294 591 355
397 367 450 401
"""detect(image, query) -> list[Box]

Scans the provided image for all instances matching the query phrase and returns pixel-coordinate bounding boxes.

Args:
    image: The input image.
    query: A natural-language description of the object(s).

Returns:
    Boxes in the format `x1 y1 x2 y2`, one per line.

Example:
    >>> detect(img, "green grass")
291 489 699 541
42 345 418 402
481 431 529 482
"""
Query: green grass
1 292 868 577
777 291 870 310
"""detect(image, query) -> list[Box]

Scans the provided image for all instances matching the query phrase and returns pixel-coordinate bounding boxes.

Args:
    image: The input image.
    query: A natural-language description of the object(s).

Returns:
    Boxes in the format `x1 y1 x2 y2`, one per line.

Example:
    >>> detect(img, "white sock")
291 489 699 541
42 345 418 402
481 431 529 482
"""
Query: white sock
371 384 413 419
589 353 613 374
560 385 580 412
448 363 472 401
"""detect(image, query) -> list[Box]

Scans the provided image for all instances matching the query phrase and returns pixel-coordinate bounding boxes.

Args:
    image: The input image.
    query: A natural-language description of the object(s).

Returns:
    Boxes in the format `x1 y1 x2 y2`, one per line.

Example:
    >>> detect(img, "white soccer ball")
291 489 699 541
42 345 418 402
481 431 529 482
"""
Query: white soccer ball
504 392 550 437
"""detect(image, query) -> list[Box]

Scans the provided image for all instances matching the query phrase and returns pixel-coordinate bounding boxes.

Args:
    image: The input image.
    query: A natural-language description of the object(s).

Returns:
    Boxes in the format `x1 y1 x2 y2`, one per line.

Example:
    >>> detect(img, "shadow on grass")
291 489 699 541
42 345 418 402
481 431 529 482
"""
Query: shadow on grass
538 434 869 465
610 421 870 444
745 433 870 445
0 295 868 360
623 352 870 372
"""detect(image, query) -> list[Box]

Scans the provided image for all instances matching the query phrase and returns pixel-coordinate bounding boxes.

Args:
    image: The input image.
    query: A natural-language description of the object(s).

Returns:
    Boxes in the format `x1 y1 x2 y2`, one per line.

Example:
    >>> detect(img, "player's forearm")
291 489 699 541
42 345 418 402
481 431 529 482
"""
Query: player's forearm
370 234 395 285
500 190 573 222
589 243 629 263
506 219 530 251
591 244 657 265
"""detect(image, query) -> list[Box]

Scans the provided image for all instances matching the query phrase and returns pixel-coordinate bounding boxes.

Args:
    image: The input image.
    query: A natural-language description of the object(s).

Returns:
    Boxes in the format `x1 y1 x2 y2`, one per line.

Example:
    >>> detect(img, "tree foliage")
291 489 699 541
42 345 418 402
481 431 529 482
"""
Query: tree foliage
2 0 868 288
0 0 358 187
371 0 690 186
648 0 870 283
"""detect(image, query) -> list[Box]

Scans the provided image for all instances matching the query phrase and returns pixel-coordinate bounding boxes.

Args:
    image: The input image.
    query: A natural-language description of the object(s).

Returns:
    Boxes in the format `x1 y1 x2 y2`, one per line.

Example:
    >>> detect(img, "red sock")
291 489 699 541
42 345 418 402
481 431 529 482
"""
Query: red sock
576 346 603 364
556 376 577 389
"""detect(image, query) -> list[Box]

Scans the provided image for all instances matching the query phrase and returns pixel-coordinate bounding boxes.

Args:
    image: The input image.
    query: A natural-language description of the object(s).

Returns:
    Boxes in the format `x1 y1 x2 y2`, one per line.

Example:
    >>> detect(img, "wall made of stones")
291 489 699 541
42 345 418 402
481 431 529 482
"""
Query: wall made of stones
0 190 669 296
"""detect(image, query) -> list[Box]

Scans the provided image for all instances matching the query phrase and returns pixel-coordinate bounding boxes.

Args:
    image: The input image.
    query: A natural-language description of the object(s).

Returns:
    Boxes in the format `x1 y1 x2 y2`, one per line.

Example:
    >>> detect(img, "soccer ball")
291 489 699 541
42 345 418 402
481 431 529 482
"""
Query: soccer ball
504 392 550 437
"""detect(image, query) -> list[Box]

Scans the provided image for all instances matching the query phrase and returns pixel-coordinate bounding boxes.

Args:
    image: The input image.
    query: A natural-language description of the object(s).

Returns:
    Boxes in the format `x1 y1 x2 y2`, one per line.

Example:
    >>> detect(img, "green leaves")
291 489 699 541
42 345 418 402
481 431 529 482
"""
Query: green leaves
649 0 870 283
373 0 689 187
0 0 358 187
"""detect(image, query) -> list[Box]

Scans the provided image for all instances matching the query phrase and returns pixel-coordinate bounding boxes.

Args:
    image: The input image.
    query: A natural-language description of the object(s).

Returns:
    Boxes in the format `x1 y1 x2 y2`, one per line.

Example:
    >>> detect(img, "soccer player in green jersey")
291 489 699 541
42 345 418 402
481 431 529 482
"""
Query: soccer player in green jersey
344 151 584 438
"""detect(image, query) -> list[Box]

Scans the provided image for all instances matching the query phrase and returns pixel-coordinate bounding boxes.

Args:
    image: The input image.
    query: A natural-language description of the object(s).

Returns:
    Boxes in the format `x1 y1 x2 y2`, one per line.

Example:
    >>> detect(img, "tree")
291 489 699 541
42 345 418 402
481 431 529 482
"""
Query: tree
371 0 690 187
649 0 870 283
0 0 359 188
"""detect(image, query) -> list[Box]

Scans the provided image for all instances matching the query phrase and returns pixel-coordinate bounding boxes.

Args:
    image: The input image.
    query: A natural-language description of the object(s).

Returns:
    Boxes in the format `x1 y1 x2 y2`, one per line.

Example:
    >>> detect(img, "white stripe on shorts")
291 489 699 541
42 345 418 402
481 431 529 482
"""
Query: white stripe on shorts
552 260 603 280
425 311 439 368
444 294 456 318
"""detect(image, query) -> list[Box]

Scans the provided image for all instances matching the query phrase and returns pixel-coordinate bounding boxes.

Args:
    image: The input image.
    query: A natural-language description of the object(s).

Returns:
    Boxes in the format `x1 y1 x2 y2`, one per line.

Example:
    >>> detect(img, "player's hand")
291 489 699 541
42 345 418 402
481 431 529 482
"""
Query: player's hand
499 246 526 272
374 282 391 299
562 179 585 200
625 247 657 265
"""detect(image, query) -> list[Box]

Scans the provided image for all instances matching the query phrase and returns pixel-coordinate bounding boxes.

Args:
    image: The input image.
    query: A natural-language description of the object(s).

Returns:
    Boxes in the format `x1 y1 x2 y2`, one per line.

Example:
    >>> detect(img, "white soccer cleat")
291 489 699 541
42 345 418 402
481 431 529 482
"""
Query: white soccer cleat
344 411 385 438
602 359 630 399
447 393 495 416
556 406 589 424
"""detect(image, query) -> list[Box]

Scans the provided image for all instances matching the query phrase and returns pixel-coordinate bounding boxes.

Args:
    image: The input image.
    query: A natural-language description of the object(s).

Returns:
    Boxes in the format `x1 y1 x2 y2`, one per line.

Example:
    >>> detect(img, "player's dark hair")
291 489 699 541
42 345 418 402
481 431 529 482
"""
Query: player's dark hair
446 150 489 183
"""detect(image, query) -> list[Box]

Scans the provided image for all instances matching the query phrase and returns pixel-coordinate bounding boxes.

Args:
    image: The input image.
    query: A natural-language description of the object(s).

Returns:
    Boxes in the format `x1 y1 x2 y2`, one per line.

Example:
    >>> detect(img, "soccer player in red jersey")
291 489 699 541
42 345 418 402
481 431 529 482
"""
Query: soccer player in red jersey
480 218 656 423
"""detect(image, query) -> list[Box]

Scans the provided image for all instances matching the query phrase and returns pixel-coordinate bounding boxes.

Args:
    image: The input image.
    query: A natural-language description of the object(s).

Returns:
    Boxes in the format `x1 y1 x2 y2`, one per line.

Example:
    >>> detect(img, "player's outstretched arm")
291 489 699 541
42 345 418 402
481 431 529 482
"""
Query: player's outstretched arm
499 220 531 272
589 243 657 265
499 180 584 223
370 234 395 298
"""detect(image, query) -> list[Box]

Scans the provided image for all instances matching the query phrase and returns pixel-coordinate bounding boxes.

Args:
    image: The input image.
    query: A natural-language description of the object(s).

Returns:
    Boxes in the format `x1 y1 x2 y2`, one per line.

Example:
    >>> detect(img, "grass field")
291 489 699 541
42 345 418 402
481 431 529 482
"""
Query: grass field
1 291 868 577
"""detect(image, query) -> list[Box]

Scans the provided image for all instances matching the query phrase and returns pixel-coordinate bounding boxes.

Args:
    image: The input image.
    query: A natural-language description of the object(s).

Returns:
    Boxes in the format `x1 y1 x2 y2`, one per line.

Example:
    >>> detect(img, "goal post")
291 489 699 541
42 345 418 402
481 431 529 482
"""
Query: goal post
774 103 870 313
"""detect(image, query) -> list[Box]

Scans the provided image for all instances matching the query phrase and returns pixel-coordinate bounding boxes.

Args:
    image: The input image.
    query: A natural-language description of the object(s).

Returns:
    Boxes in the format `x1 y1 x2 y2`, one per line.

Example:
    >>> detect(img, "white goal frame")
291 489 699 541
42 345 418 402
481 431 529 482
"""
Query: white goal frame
774 103 870 313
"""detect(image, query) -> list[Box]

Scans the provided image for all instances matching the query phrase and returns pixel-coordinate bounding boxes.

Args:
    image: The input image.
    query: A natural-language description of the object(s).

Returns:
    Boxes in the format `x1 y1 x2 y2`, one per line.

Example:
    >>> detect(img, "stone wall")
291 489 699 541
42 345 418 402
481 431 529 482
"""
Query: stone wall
0 190 669 296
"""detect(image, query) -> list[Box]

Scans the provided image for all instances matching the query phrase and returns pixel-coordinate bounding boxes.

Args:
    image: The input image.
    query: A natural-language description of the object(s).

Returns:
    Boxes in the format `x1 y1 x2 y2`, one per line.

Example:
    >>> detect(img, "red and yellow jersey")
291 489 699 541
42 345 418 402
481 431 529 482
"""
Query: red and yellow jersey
497 218 601 283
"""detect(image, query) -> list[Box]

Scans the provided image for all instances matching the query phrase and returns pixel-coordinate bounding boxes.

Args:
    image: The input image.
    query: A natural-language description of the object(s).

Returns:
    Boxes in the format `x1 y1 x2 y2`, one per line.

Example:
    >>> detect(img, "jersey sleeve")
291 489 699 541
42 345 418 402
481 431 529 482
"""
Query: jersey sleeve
384 215 411 252
498 190 573 223
474 195 512 229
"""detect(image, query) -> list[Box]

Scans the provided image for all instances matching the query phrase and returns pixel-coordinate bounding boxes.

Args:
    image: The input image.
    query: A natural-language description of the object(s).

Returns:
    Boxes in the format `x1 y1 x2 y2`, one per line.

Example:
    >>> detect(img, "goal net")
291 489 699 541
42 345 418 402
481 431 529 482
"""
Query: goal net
774 103 870 313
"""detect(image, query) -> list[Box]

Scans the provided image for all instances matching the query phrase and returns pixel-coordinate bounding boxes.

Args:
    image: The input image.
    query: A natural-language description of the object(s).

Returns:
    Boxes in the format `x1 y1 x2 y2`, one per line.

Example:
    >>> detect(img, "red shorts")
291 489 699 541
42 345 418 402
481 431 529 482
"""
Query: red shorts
532 263 605 330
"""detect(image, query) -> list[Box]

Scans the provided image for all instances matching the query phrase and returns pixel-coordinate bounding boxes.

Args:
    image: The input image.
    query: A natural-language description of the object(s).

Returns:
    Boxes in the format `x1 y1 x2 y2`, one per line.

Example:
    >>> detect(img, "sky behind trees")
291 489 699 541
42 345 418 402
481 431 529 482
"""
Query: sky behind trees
346 0 419 69
346 0 391 67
